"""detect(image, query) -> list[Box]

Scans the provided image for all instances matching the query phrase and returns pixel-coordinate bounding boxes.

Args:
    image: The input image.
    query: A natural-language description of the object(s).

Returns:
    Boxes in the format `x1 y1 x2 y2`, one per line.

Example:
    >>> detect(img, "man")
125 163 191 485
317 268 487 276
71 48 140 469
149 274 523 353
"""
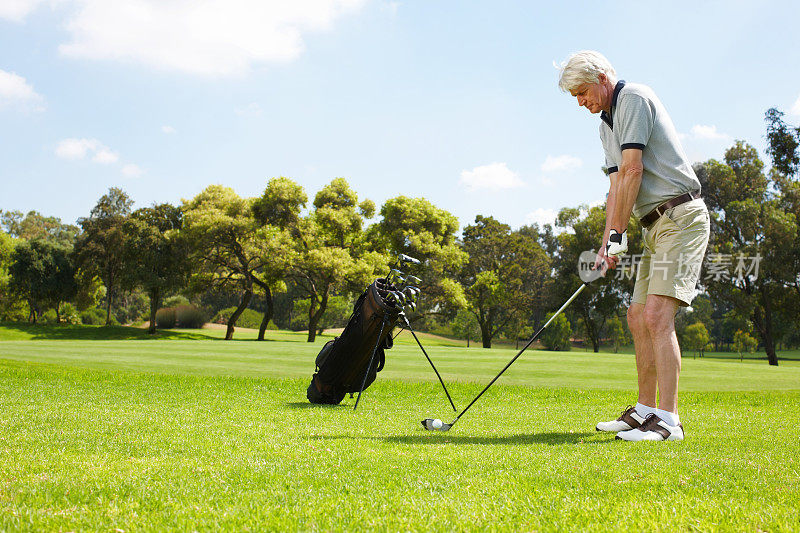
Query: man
558 51 710 441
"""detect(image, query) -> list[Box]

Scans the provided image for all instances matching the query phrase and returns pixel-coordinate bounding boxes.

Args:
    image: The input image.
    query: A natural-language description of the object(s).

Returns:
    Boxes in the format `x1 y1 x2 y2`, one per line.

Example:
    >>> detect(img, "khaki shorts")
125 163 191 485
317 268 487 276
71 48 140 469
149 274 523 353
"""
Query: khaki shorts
631 198 710 307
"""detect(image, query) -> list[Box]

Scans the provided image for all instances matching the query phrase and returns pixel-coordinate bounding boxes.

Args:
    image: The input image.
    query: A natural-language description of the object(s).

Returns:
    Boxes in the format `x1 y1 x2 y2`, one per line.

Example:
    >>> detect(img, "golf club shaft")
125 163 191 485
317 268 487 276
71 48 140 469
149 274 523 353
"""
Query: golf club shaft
402 315 457 412
449 282 587 426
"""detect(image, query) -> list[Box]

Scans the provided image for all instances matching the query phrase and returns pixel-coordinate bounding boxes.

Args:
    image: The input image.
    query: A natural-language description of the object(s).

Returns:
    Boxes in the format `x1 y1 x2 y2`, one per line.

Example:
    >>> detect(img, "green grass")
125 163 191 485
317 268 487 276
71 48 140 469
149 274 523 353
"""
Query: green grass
1 324 799 530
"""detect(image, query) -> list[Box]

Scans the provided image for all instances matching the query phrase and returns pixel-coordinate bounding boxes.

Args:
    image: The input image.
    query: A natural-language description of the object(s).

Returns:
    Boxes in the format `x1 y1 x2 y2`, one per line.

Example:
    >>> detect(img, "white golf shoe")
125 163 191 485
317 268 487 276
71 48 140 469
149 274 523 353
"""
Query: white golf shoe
595 405 646 432
616 413 684 441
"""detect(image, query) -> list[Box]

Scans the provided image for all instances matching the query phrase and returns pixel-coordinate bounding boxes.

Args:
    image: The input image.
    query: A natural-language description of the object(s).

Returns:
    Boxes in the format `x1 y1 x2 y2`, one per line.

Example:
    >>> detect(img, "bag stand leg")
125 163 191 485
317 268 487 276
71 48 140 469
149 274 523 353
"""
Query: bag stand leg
353 315 388 411
402 315 457 412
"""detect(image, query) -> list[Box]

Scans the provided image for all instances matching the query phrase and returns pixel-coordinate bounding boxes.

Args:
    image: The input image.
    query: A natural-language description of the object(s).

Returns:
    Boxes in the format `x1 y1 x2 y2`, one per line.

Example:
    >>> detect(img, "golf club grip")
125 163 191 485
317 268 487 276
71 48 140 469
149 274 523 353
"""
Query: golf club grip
452 283 587 424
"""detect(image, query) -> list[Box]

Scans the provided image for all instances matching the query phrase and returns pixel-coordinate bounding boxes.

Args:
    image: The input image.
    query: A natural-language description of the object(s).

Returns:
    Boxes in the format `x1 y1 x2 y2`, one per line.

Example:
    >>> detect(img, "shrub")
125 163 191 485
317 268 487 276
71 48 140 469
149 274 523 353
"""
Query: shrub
155 307 177 329
175 304 207 329
41 309 59 324
59 303 81 325
540 312 572 351
212 307 277 330
165 295 190 308
81 307 108 325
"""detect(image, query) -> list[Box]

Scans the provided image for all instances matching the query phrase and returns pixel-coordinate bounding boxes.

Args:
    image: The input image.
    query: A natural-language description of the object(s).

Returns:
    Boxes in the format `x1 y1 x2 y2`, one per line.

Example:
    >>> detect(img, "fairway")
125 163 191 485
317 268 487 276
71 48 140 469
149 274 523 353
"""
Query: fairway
2 331 800 531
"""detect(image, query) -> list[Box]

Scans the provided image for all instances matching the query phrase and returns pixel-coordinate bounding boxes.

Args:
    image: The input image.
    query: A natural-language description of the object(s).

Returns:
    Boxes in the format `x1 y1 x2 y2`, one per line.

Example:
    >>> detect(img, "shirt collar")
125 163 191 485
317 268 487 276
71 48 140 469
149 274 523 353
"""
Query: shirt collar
600 80 626 129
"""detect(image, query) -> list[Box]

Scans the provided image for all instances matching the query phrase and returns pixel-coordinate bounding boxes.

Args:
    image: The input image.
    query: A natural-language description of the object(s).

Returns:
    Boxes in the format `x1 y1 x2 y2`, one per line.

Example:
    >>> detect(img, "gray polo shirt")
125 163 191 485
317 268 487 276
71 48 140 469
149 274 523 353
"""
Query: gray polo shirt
600 80 700 219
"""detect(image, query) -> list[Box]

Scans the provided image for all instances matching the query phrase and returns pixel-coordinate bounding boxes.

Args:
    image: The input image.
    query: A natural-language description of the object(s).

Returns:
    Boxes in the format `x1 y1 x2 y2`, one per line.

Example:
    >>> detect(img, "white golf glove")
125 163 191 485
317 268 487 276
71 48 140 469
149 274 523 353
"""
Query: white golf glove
605 229 628 257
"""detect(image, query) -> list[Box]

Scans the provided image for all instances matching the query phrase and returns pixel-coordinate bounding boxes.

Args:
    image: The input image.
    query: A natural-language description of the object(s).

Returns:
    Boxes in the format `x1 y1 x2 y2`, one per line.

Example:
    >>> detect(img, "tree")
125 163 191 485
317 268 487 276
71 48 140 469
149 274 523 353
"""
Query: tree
290 295 351 335
698 140 797 366
683 322 710 358
606 315 630 353
540 312 572 351
368 196 468 315
0 210 79 247
733 329 758 362
291 178 388 342
451 309 480 347
459 215 550 348
182 185 295 340
0 231 27 320
121 203 190 334
551 204 639 352
251 177 307 340
9 239 77 322
75 188 134 325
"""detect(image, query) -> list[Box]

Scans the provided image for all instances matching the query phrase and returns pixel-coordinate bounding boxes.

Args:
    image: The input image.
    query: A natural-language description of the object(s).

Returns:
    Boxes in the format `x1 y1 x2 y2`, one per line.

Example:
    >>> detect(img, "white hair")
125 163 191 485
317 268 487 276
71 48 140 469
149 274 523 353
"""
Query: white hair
557 50 617 93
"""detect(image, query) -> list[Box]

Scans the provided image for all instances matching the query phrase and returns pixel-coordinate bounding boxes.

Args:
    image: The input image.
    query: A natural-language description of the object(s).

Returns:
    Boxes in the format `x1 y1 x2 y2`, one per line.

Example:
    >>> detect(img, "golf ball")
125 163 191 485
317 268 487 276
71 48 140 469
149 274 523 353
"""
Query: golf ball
432 419 443 429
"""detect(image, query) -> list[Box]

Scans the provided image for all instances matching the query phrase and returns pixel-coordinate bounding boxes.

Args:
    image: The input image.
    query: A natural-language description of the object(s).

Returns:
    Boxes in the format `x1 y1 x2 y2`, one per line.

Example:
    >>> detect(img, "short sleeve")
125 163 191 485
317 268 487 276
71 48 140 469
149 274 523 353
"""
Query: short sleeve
617 93 655 150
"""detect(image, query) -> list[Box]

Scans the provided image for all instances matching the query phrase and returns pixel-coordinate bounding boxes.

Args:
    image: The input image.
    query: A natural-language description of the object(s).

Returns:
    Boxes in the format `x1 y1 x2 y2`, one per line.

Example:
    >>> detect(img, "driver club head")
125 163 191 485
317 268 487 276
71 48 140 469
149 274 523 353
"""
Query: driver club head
421 418 452 432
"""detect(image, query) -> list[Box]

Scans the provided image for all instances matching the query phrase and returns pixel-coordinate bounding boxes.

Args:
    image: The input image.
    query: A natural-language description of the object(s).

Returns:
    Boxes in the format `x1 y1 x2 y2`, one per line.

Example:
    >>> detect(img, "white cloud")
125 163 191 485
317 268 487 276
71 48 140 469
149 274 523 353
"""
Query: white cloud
55 138 101 159
679 124 733 163
55 137 139 172
791 94 800 117
541 154 582 174
525 208 557 228
687 124 730 141
122 163 143 177
0 0 47 22
92 148 118 164
235 102 263 117
53 0 368 77
460 162 524 192
162 125 176 134
0 69 45 111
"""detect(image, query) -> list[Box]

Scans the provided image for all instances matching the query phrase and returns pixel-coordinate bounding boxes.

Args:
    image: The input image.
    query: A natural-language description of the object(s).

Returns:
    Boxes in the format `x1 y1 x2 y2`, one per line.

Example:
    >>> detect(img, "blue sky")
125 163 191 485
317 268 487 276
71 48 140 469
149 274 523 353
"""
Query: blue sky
2 0 799 232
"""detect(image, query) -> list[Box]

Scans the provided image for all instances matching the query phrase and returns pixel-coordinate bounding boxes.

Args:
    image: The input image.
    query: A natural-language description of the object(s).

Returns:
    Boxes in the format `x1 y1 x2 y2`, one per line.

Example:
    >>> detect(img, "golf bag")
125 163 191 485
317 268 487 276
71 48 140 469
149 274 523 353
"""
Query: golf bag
307 279 401 405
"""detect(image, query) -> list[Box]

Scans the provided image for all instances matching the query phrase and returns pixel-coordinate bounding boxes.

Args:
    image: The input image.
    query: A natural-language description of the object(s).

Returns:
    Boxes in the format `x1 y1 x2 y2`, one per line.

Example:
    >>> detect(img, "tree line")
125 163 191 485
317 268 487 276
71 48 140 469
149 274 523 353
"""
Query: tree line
1 109 798 365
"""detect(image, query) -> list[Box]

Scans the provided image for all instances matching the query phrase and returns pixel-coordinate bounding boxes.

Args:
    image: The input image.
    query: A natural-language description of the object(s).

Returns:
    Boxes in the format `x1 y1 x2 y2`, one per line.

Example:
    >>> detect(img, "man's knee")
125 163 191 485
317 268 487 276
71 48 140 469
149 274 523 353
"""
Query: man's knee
627 304 645 333
643 297 678 334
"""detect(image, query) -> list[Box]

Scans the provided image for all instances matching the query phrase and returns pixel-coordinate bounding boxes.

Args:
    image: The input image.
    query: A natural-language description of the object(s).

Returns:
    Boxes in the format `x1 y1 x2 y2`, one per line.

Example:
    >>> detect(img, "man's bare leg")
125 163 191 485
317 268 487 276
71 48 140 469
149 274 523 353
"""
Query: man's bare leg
643 294 681 413
627 303 657 407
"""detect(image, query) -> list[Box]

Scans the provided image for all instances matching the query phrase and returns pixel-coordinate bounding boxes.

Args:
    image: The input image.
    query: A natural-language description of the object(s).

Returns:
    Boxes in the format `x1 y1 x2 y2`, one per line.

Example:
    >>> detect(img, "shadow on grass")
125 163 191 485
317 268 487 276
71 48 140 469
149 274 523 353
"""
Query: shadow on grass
312 431 609 446
0 322 214 341
285 402 346 409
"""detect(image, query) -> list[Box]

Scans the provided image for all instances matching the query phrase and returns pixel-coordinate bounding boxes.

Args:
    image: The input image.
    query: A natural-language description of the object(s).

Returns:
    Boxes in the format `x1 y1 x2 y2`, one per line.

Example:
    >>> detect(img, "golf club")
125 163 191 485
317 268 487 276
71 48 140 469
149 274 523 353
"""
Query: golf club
399 314 457 411
421 281 591 432
388 269 405 284
405 275 422 285
398 254 421 266
403 286 420 299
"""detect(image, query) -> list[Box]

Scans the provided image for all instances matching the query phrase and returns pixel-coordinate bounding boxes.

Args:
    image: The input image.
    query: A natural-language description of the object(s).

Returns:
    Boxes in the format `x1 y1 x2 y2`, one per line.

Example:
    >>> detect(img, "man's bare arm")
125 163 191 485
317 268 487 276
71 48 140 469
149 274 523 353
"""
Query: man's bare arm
597 149 642 271
609 148 643 231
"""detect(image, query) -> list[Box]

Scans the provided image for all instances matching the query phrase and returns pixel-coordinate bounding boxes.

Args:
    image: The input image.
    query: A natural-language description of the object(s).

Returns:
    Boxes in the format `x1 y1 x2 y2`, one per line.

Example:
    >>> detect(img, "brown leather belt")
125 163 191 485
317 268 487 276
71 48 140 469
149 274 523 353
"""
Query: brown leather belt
640 190 702 228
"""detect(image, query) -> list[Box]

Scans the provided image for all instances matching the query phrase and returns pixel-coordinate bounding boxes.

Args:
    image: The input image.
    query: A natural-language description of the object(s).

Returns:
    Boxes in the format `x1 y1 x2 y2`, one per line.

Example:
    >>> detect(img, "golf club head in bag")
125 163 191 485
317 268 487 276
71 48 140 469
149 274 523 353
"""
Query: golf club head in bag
405 275 422 285
398 254 421 266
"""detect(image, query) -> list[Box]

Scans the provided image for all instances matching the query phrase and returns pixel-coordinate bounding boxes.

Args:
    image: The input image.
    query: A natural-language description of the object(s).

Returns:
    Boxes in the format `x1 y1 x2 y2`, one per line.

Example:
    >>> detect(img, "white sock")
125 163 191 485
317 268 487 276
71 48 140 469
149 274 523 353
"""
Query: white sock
635 402 657 418
654 408 679 426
